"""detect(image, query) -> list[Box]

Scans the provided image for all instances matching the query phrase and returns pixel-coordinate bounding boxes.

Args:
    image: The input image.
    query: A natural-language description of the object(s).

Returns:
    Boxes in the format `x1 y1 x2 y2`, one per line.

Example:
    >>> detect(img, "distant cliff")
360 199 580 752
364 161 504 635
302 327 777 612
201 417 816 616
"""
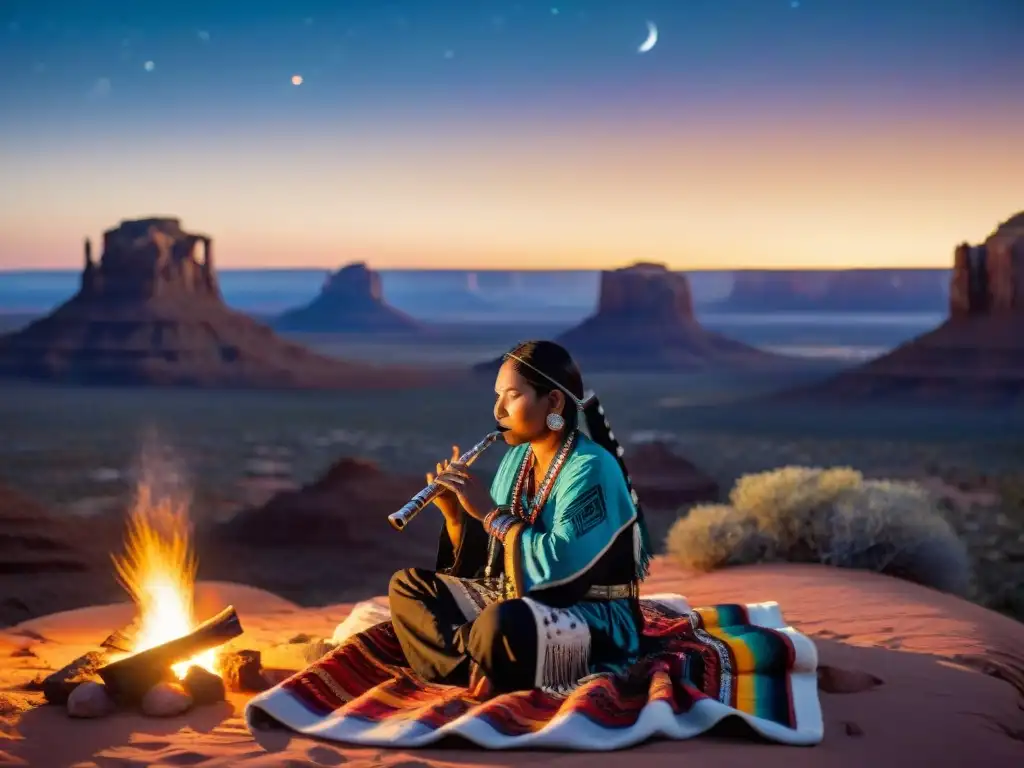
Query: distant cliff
713 269 950 312
782 212 1024 403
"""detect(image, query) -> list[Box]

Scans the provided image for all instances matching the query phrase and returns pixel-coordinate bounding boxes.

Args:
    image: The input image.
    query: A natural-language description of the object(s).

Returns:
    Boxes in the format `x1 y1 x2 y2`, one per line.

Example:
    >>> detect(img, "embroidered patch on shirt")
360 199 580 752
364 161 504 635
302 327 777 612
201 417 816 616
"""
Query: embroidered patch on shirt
564 485 607 537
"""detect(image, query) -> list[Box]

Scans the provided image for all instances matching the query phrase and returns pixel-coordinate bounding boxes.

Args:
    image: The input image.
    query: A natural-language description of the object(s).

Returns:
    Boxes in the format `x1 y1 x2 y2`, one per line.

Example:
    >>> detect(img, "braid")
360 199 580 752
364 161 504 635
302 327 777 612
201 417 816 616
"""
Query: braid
583 395 652 581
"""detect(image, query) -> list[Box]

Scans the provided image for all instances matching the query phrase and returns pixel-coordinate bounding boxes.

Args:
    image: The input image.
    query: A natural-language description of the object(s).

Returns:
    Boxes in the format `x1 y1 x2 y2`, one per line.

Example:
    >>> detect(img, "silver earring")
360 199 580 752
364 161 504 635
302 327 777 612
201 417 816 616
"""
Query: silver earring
545 412 565 431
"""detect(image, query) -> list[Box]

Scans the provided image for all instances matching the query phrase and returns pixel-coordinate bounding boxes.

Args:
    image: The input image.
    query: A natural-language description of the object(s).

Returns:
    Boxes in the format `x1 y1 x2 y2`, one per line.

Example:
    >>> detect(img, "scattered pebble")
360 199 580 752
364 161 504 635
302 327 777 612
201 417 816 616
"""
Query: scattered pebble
182 666 226 705
219 649 266 692
141 681 193 717
67 681 116 718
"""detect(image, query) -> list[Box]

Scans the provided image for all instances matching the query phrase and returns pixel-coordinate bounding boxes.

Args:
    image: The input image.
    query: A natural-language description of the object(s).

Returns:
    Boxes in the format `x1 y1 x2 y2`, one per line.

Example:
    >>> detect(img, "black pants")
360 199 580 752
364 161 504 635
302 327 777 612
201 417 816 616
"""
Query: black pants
388 567 538 693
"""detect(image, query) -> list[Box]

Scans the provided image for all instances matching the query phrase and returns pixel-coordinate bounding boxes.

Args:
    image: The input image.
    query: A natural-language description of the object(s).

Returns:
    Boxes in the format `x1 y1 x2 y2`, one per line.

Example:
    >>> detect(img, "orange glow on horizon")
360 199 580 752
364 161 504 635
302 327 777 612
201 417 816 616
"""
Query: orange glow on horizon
1 106 1021 271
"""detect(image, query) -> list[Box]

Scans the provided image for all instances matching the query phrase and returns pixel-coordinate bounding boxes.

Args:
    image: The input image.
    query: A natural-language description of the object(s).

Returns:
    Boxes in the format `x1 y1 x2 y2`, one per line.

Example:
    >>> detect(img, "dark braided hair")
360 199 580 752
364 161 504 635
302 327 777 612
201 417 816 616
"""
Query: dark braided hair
503 340 652 579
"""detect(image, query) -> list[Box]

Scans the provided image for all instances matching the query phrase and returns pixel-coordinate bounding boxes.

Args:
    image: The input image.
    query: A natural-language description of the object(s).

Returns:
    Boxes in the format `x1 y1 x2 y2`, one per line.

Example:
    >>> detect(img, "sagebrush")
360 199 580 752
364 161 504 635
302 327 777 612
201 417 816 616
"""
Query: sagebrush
666 466 971 594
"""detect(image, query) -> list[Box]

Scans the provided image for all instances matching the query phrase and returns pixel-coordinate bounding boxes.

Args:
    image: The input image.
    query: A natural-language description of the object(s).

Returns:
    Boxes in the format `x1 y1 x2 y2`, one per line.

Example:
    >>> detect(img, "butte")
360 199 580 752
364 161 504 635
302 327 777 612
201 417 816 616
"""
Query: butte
273 262 423 334
0 218 433 389
477 262 785 373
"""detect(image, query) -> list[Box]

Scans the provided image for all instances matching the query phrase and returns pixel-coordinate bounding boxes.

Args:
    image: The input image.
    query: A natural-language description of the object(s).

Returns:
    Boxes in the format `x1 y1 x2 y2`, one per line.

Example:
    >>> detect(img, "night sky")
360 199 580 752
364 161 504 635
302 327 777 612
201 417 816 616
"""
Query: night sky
1 0 1022 270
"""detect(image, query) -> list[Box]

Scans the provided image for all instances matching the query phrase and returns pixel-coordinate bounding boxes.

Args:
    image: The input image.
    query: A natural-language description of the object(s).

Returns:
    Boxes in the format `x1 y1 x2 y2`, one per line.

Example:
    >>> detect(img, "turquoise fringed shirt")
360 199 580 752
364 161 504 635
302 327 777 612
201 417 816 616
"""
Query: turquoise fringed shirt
484 432 650 672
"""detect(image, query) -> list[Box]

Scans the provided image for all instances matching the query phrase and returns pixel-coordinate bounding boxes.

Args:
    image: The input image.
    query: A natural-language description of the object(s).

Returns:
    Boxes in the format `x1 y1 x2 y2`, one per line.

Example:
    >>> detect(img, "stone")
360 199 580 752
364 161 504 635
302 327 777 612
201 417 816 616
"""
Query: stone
182 665 226 705
42 651 107 706
817 665 884 694
141 681 193 717
218 649 267 692
0 218 442 390
786 212 1024 404
66 681 116 718
274 262 423 333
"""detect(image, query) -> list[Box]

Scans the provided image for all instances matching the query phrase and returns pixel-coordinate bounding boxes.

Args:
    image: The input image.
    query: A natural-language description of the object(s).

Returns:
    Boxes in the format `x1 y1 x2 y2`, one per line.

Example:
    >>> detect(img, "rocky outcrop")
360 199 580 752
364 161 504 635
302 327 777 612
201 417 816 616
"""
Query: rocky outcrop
274 262 422 333
787 213 1024 403
540 263 785 371
0 484 87 578
716 269 949 312
950 212 1024 316
209 455 443 594
0 219 437 389
215 457 427 549
625 441 720 547
0 484 120 626
628 442 720 510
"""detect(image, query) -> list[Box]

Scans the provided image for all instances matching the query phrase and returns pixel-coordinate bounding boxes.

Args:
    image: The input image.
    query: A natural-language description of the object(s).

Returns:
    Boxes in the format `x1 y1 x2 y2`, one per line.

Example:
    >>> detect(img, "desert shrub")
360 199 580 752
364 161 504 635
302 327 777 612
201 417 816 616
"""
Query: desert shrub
666 466 971 595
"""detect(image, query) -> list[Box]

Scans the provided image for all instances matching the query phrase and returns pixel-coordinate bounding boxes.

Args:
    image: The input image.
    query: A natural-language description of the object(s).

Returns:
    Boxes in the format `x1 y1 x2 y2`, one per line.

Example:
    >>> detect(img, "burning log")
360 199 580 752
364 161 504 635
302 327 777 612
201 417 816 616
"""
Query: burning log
42 618 140 705
98 605 243 704
43 651 109 706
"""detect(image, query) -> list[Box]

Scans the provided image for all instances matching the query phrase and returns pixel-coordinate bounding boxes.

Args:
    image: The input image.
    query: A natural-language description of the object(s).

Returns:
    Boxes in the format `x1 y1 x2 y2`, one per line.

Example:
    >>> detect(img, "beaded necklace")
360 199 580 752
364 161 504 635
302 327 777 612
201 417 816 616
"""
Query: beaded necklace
509 429 577 524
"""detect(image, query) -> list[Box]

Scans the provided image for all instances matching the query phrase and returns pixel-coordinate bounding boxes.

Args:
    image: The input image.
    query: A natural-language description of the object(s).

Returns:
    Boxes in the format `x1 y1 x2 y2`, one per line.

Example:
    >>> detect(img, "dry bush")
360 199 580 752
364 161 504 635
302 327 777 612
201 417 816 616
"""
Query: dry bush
666 466 971 595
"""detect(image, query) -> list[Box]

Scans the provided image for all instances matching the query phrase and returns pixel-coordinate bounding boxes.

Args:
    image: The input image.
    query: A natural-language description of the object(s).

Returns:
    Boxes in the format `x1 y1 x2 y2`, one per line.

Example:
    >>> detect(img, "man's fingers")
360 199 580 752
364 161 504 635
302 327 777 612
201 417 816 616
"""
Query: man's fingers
426 472 434 484
451 445 460 461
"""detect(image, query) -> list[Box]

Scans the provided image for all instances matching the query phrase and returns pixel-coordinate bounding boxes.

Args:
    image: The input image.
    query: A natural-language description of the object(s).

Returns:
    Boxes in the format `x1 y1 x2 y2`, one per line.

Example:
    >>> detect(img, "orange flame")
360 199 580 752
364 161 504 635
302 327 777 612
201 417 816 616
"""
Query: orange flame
109 485 218 678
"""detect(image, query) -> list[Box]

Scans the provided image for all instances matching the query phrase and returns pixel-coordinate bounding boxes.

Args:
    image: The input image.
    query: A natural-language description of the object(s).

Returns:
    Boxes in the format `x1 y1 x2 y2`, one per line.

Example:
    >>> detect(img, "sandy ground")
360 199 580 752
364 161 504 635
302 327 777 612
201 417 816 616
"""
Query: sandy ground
1 559 1023 768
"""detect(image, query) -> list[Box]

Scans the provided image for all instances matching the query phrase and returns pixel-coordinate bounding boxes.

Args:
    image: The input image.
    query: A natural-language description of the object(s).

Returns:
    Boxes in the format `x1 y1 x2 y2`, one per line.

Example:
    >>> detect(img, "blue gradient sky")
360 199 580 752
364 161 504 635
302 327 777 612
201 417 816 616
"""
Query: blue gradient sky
1 0 1022 269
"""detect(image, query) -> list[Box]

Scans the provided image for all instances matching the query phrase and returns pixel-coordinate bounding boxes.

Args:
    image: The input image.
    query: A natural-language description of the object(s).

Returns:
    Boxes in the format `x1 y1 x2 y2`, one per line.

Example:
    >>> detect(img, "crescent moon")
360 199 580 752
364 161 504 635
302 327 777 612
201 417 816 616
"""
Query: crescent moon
638 21 658 53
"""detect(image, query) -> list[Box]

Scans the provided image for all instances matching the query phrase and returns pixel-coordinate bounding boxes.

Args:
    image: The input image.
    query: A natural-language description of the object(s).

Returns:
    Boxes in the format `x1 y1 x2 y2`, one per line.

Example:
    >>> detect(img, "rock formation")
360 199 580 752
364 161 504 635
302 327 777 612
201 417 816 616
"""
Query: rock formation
628 442 720 510
477 262 785 372
0 218 436 388
0 484 118 626
215 456 426 549
789 212 1024 402
210 455 442 594
274 262 422 333
625 441 720 546
715 269 949 312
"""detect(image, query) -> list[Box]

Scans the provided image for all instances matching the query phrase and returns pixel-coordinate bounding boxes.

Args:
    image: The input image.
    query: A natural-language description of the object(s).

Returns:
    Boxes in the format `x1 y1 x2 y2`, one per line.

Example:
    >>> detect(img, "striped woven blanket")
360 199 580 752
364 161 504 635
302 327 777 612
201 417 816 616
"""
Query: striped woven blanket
244 594 822 750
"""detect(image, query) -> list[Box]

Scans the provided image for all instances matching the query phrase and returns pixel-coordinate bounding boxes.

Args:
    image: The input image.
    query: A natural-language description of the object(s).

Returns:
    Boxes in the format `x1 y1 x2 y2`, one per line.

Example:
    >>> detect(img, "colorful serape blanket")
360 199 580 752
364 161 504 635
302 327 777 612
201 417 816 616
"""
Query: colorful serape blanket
244 594 822 750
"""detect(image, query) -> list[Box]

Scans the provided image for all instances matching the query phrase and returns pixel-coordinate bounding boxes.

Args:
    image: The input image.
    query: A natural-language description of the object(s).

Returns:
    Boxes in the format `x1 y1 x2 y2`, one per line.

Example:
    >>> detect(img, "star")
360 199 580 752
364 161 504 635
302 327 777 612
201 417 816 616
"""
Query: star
790 1 800 7
550 7 560 15
443 49 455 59
197 30 210 42
291 74 303 86
143 61 155 72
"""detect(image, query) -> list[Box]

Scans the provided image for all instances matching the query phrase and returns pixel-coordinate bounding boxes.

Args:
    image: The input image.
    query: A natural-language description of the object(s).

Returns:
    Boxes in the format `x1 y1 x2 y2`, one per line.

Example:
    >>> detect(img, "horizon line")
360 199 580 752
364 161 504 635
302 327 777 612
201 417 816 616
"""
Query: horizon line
0 264 956 275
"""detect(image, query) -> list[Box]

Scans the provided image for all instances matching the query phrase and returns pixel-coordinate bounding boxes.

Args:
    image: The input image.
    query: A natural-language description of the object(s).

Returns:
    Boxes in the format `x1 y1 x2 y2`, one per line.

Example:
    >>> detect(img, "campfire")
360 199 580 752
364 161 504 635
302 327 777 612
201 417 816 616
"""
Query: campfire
41 484 268 718
108 486 222 678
